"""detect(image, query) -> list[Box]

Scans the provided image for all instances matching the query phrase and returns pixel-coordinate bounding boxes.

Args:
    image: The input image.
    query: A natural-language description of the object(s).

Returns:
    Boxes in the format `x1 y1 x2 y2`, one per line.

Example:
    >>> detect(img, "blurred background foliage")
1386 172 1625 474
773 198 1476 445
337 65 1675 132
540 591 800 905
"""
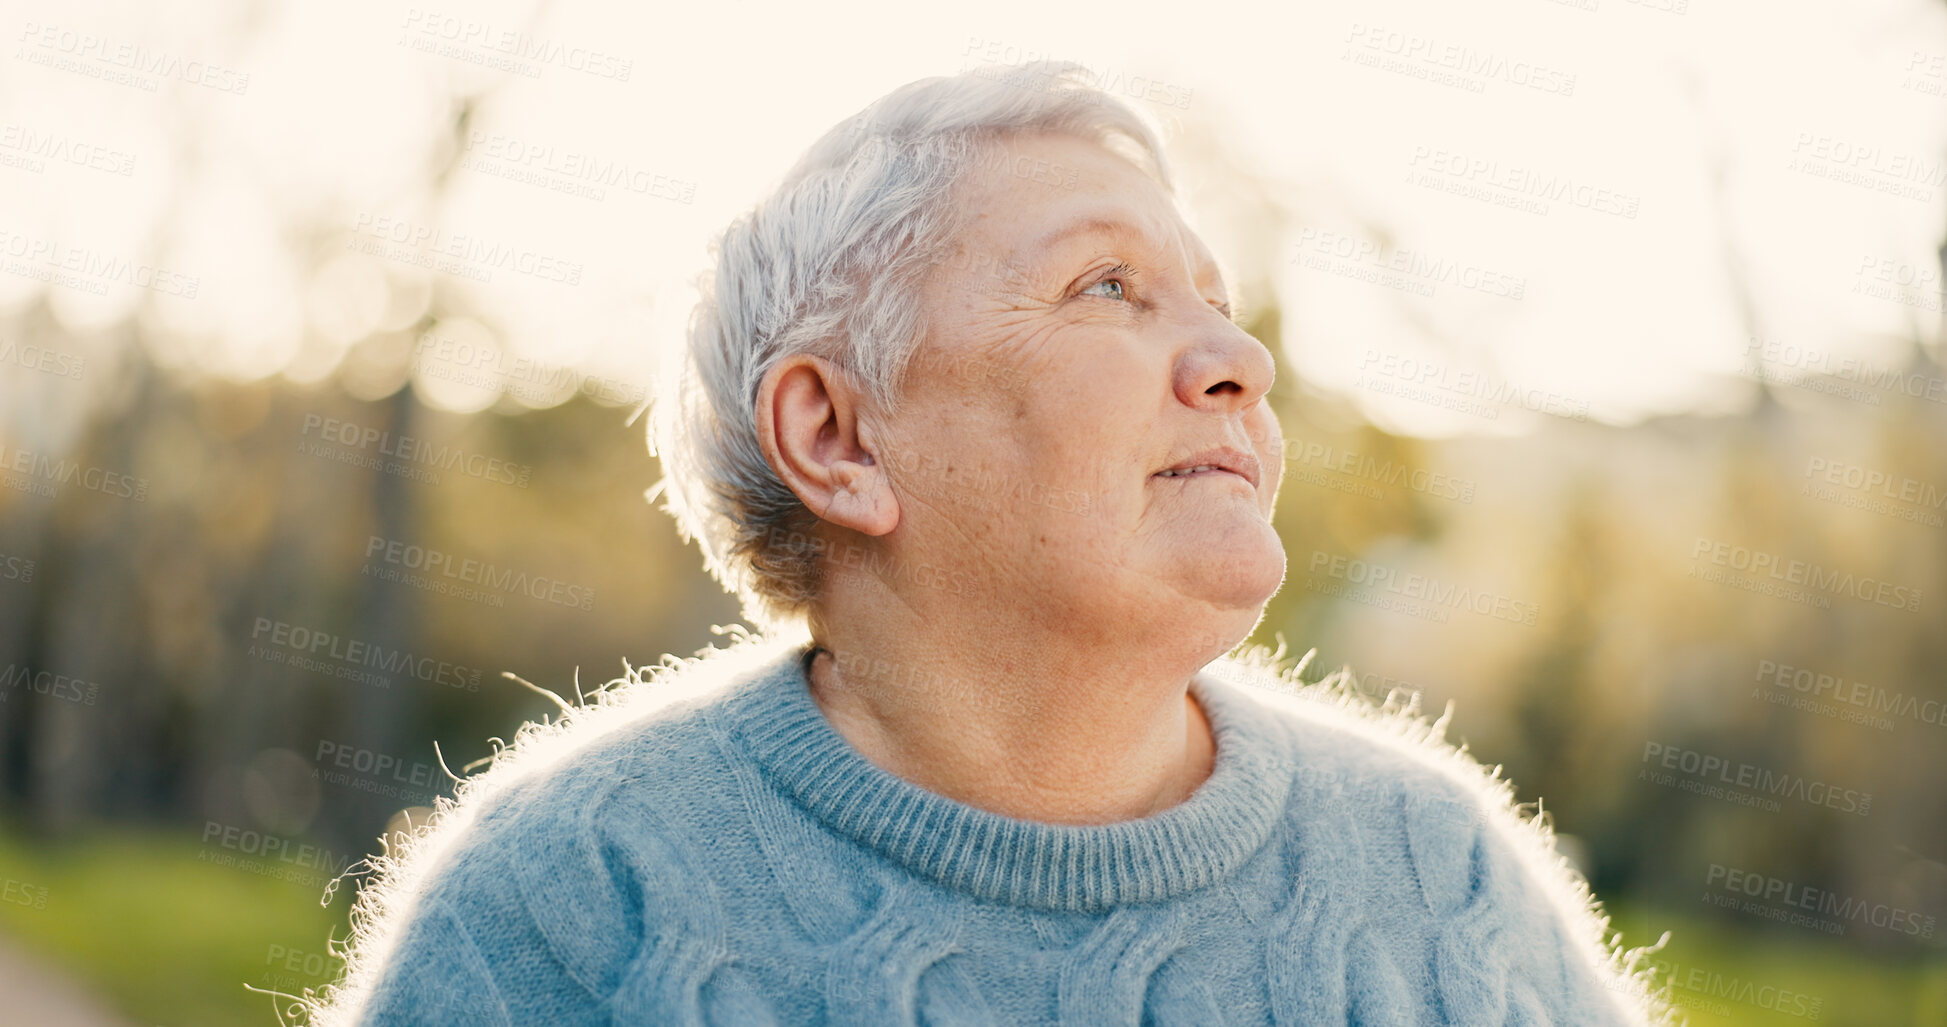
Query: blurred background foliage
3 0 1947 1023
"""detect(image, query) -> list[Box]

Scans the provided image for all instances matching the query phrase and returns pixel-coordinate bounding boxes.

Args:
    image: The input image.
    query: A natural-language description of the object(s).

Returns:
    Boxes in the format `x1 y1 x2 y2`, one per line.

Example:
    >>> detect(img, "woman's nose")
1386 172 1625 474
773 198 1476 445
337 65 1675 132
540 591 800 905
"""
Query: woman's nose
1173 317 1276 413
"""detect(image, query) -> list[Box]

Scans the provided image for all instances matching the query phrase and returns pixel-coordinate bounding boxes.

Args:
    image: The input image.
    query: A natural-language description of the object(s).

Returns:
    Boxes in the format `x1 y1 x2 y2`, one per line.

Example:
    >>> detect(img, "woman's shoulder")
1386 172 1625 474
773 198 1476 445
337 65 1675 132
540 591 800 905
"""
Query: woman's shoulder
1202 645 1678 1025
408 630 795 844
298 632 800 1025
1202 645 1577 883
1201 647 1515 820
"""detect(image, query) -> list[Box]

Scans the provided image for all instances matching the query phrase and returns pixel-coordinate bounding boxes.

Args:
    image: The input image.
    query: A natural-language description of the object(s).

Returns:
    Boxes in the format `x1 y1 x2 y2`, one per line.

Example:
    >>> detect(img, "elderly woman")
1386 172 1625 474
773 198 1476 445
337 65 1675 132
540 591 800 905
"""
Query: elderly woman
300 63 1671 1026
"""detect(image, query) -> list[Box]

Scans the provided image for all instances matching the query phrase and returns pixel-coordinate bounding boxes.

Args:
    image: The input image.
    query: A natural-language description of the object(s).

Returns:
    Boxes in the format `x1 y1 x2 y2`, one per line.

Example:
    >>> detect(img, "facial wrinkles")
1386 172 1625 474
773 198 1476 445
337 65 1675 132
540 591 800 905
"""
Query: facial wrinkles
969 172 1222 329
1114 242 1226 329
974 306 1070 378
922 143 1263 533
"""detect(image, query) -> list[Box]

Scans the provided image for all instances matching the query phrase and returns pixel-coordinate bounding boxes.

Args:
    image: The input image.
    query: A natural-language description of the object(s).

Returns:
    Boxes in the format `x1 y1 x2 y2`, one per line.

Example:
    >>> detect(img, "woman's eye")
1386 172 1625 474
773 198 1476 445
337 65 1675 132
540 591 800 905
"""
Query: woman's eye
1080 278 1125 301
1077 262 1137 302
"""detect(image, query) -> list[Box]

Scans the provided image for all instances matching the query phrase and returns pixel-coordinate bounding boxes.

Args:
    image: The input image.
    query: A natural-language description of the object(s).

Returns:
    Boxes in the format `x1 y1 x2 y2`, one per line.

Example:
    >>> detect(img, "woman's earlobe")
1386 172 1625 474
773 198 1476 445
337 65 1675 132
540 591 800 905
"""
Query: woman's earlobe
826 459 900 537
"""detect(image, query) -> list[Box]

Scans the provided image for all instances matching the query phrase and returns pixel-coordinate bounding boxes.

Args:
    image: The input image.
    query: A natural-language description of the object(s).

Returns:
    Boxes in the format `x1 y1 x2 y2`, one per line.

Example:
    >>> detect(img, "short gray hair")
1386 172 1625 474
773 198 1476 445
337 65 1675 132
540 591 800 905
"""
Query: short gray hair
649 60 1173 629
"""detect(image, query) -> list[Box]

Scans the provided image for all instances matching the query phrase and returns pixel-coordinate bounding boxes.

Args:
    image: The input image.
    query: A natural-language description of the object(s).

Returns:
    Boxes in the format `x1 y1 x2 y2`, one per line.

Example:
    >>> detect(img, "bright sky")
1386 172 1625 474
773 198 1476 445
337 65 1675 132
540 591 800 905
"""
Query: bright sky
1 0 1942 438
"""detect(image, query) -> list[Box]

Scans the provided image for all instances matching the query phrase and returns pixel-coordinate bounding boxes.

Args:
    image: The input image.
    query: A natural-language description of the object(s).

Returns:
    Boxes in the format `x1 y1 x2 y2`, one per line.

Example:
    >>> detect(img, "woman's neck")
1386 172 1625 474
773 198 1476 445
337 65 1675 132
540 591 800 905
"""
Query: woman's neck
802 633 1218 825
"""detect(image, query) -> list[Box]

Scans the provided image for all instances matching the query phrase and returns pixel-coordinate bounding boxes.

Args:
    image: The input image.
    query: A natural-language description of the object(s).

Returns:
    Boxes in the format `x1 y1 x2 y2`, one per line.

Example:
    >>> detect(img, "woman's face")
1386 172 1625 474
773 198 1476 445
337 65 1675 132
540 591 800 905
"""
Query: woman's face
868 130 1285 649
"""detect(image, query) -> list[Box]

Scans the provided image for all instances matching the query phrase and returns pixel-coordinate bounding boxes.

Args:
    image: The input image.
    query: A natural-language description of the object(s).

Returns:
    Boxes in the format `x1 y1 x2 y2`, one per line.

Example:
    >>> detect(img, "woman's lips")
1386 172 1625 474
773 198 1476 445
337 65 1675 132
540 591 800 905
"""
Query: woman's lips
1153 447 1261 489
1151 466 1256 491
1154 467 1244 480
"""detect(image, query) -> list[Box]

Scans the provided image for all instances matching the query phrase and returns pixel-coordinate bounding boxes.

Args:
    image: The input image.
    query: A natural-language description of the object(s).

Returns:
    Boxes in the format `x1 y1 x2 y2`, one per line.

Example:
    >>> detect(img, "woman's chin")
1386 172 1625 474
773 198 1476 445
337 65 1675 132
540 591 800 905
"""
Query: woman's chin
1165 528 1287 610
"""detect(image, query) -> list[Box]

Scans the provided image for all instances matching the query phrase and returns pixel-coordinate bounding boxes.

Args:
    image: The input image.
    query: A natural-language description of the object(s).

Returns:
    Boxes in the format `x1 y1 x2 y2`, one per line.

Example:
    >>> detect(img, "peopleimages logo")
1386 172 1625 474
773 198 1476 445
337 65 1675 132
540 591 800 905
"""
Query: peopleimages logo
249 617 481 691
398 9 634 80
0 552 33 582
1788 133 1945 196
301 414 531 488
0 123 136 177
260 944 342 993
0 337 86 378
199 821 352 881
1644 958 1822 1021
1706 863 1936 939
0 228 200 297
1744 335 1947 405
1307 550 1539 626
1342 23 1577 97
1641 741 1871 816
1802 456 1947 527
347 212 584 286
1689 537 1923 612
0 663 101 705
1404 147 1640 219
363 536 596 611
314 740 444 805
0 876 48 910
461 130 695 203
1291 228 1527 301
0 442 148 500
14 21 250 94
1284 439 1477 504
1754 659 1947 730
412 331 648 406
762 525 978 599
1356 347 1589 420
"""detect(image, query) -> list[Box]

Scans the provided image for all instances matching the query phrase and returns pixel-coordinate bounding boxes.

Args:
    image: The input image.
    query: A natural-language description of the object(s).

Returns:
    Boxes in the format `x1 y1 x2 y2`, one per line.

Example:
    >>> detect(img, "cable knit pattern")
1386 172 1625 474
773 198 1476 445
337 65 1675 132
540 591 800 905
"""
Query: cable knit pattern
1264 803 1371 1025
292 630 1676 1026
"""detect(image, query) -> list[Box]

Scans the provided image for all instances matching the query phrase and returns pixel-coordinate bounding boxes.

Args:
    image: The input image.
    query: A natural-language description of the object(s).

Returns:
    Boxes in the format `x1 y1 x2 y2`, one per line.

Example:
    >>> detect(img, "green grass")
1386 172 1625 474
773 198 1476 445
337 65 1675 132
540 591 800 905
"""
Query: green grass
1604 903 1947 1026
0 827 354 1027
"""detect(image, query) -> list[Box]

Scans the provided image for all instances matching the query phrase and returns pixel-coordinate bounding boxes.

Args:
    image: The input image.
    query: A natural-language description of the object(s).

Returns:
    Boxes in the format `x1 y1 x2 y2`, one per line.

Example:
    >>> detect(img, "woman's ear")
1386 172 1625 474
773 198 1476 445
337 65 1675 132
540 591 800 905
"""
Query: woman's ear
754 355 900 537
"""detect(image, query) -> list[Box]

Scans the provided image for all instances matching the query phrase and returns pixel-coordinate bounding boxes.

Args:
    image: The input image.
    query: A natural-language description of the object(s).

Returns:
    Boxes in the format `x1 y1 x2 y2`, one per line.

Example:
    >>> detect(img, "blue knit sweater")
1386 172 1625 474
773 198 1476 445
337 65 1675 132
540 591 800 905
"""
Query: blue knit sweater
296 633 1671 1025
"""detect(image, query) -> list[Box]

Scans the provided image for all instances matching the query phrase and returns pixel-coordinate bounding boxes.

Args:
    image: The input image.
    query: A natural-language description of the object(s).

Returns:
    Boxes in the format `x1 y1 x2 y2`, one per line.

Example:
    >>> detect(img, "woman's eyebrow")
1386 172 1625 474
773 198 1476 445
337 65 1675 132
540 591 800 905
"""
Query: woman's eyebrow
1012 214 1159 269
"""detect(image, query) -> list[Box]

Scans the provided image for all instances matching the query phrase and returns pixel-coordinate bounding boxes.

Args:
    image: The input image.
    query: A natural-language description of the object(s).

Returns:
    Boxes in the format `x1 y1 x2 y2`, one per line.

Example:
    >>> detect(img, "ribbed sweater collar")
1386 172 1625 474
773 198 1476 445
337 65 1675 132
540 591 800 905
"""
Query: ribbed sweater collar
711 642 1294 913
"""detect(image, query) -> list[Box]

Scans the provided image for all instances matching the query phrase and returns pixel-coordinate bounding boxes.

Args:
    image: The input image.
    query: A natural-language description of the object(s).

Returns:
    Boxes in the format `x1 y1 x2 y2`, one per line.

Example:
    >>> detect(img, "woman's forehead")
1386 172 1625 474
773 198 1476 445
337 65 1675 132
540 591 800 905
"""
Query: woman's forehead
1009 209 1212 268
946 134 1221 282
952 131 1161 218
